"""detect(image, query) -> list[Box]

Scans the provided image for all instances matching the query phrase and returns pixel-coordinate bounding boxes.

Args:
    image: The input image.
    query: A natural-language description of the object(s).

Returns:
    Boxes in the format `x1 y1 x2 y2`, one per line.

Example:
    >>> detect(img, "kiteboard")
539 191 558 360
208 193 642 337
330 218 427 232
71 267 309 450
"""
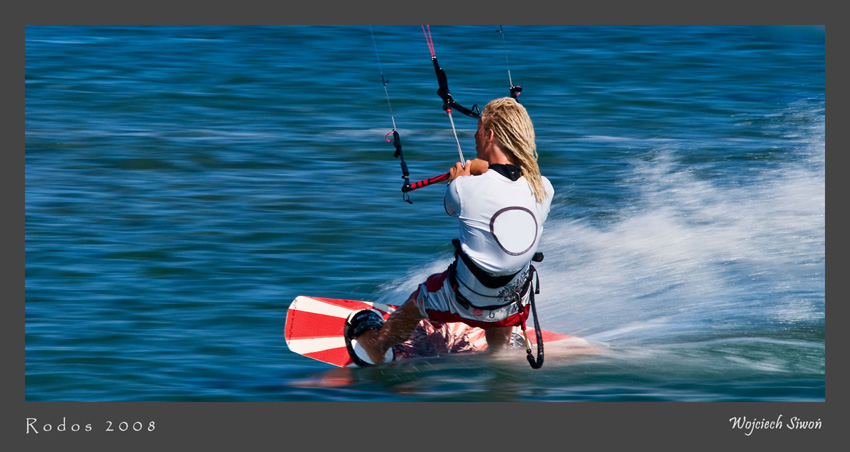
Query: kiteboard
284 295 590 368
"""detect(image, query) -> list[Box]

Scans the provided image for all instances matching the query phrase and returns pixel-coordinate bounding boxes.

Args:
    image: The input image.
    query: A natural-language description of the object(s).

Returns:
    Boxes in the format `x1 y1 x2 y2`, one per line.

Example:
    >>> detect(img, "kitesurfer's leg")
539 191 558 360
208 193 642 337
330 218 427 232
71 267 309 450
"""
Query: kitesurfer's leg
484 326 513 350
358 289 424 364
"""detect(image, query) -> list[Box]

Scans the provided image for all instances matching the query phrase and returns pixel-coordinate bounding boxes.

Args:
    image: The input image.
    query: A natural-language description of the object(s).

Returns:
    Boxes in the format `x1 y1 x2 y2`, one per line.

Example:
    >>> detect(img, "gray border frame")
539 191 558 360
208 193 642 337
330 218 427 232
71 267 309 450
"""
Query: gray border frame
12 1 841 449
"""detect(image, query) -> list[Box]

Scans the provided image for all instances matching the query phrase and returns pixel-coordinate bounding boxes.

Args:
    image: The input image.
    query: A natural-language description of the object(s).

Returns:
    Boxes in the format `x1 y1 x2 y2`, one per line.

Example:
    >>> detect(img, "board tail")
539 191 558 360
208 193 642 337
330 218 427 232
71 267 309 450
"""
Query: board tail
284 296 397 367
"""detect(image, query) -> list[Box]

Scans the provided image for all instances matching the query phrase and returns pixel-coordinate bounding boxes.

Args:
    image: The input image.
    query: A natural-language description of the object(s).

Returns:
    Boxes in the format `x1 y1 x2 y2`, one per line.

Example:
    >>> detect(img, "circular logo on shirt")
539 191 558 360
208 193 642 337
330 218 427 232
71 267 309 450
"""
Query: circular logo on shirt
489 206 538 256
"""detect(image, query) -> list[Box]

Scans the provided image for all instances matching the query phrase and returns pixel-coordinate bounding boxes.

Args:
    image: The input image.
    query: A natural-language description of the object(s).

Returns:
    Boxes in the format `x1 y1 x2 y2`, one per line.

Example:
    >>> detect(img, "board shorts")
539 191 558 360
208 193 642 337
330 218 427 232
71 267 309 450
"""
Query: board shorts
414 266 532 329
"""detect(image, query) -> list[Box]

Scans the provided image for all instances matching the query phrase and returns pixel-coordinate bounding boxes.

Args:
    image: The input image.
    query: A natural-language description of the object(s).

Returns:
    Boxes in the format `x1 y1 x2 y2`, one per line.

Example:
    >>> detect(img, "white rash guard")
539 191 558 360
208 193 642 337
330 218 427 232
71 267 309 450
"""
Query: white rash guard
445 166 554 277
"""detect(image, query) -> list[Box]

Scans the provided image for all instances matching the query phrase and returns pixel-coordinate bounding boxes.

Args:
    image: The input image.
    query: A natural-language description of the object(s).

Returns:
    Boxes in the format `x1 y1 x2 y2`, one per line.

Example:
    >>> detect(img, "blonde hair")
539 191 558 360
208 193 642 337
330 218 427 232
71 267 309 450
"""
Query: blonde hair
480 97 547 203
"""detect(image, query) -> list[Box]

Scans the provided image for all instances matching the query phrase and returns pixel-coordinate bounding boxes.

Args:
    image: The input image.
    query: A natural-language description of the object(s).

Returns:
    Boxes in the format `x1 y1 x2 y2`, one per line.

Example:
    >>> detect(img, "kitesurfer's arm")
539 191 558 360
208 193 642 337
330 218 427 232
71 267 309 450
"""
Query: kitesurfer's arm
445 159 488 217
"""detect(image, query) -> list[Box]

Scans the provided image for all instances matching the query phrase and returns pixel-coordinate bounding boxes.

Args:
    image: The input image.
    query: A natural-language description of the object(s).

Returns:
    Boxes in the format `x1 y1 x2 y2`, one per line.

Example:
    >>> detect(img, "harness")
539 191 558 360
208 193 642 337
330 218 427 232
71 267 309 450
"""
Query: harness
448 239 545 368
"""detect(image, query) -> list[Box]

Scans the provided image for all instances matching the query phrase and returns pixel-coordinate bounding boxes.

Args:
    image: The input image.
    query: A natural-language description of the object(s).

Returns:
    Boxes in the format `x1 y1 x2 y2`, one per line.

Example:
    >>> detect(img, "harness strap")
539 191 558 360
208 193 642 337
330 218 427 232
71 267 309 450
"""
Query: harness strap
450 264 534 310
451 239 520 288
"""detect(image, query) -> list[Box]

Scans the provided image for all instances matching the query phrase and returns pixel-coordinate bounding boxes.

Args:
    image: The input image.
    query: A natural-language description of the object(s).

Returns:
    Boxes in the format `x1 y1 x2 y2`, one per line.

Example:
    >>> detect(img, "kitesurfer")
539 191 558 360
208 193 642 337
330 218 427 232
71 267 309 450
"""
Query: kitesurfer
346 97 553 365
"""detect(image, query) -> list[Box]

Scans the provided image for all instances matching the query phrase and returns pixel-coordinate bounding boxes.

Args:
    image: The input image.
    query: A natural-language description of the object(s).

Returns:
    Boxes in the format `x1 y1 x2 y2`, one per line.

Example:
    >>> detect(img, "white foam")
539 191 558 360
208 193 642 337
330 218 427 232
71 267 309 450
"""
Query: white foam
538 105 824 342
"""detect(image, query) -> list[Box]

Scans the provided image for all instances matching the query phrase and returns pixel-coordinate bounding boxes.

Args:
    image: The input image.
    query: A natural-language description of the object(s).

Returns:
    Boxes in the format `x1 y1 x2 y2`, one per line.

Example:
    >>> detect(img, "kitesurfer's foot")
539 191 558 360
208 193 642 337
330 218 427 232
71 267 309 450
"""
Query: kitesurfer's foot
344 310 393 366
509 332 526 349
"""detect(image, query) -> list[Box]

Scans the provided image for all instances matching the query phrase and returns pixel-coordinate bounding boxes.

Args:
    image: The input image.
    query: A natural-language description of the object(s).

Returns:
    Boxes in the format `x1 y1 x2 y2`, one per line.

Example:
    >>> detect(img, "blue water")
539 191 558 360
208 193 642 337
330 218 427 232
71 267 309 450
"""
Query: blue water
25 25 824 401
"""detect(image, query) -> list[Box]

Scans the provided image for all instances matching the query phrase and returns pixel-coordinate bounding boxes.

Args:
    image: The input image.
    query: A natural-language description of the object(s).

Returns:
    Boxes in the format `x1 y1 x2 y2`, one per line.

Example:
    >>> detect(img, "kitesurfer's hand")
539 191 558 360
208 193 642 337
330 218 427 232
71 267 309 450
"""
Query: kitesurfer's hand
469 158 489 175
449 159 489 181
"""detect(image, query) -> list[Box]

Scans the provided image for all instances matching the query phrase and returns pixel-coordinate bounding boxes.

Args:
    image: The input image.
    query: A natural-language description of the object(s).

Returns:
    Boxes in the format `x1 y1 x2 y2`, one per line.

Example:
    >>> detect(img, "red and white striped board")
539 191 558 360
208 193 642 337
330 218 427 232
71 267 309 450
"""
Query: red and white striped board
284 295 585 367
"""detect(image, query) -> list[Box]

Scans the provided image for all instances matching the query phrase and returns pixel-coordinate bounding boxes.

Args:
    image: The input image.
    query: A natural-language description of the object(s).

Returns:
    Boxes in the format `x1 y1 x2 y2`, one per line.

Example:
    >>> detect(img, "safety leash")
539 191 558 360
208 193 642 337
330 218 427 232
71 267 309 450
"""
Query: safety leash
519 262 544 369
